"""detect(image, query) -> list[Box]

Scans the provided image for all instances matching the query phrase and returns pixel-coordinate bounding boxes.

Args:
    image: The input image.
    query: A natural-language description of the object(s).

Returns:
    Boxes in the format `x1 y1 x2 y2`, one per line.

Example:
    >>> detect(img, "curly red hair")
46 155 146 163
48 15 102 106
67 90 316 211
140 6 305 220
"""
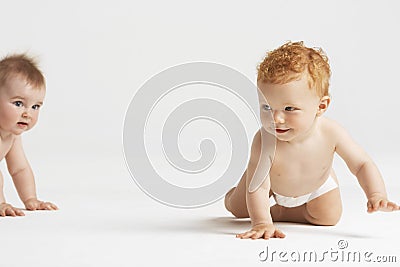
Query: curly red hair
257 41 331 97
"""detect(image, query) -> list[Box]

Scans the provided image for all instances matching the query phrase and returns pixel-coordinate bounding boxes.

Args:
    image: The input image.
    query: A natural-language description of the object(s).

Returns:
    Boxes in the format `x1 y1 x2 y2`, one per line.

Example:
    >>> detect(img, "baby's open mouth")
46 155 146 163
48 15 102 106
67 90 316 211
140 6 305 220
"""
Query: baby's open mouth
17 122 28 127
276 128 290 134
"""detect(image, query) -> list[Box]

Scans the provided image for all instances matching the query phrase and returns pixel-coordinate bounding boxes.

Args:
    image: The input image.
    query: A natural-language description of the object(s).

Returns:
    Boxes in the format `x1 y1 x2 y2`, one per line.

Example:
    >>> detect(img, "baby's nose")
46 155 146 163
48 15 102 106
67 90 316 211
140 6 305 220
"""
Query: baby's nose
22 111 30 118
273 111 285 124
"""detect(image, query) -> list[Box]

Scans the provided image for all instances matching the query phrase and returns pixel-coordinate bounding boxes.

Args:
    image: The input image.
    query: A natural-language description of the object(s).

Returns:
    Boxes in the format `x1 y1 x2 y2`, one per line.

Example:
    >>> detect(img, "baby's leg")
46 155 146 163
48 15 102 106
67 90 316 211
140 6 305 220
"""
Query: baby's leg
304 187 342 225
304 172 342 225
224 170 275 218
270 188 342 226
224 171 249 218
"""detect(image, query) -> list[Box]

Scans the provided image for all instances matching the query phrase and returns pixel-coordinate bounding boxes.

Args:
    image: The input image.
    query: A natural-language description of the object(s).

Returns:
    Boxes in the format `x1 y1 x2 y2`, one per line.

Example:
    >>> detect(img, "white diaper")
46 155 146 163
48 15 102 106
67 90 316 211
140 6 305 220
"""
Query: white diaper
273 176 338 208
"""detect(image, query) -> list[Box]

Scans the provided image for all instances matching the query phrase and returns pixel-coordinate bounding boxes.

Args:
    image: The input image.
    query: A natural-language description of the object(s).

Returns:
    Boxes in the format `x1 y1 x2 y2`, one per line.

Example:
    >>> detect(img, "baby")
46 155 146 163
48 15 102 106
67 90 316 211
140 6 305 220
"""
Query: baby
224 41 399 239
0 54 57 216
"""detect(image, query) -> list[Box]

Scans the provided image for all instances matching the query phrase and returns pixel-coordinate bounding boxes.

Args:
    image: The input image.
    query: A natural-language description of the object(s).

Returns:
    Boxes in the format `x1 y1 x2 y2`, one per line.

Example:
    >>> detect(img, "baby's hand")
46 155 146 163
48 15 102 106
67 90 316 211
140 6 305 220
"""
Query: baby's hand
24 198 58 211
367 194 399 213
236 223 286 240
0 203 25 217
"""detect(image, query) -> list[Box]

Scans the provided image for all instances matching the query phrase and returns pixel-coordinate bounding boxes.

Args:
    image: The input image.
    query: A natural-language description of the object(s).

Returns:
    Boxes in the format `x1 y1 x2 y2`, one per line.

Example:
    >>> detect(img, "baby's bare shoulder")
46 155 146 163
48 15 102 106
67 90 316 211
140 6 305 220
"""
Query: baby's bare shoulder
0 135 19 160
319 117 351 147
320 117 346 134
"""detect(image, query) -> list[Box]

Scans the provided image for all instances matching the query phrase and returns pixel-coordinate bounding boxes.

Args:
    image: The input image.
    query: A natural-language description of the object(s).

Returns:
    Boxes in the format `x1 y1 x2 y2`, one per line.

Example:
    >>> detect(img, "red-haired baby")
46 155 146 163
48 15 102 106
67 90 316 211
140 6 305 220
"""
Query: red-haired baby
225 42 399 239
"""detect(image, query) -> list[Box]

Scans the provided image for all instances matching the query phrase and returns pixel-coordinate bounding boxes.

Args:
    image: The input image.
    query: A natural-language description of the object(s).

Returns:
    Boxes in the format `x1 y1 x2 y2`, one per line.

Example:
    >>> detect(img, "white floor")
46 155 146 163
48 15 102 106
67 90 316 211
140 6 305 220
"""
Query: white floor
1 154 399 267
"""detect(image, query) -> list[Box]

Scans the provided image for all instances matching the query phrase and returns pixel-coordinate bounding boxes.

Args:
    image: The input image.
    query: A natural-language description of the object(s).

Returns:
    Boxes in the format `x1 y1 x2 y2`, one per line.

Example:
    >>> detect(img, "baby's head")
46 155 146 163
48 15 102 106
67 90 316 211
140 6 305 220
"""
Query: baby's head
0 54 46 135
256 42 332 141
0 54 45 91
257 41 331 98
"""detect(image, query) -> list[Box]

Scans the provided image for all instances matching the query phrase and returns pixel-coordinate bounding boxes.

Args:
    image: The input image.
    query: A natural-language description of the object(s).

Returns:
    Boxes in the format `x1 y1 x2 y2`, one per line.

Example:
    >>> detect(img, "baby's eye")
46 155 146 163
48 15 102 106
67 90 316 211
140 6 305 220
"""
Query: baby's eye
32 104 41 110
13 101 23 107
262 104 272 111
284 106 296 111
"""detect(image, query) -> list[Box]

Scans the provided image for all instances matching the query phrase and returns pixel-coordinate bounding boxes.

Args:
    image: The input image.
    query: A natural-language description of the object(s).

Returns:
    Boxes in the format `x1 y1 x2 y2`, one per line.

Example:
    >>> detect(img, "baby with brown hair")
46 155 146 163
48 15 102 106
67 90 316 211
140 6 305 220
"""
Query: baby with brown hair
0 54 57 216
225 41 399 239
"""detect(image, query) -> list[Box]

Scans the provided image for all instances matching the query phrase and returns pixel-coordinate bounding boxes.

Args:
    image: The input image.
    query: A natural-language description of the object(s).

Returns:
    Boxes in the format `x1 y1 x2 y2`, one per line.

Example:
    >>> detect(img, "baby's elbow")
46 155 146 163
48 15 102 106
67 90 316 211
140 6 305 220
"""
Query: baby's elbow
352 159 375 177
8 166 28 178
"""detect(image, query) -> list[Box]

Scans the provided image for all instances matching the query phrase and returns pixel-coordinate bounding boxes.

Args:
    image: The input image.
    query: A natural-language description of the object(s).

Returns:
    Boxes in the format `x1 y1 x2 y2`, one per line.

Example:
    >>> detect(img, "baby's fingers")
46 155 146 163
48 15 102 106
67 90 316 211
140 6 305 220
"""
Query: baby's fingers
380 201 399 212
39 202 49 210
367 200 381 213
379 199 388 209
0 205 24 216
14 208 25 216
368 199 399 212
16 209 25 216
259 229 285 239
387 201 400 211
48 202 58 210
253 230 270 240
0 208 6 216
367 202 374 213
236 230 256 239
7 207 25 216
6 207 16 216
25 202 38 210
39 202 58 210
273 229 286 238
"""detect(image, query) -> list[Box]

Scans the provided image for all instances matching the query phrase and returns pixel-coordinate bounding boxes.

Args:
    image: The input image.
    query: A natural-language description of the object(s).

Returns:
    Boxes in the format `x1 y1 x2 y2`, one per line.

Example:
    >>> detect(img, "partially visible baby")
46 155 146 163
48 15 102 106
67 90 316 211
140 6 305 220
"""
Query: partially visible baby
0 54 57 216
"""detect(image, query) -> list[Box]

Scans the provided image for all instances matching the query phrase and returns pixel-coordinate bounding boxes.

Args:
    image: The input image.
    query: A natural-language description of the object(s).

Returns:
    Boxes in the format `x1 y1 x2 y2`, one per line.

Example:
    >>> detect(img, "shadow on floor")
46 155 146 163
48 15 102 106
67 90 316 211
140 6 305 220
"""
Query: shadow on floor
87 213 377 239
179 216 378 239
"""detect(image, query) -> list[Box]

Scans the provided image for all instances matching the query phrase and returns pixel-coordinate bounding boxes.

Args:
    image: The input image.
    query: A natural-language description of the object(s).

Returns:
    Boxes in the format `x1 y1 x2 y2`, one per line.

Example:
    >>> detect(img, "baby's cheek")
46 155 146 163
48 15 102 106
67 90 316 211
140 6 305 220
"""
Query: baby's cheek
29 117 39 129
260 114 274 128
261 123 275 136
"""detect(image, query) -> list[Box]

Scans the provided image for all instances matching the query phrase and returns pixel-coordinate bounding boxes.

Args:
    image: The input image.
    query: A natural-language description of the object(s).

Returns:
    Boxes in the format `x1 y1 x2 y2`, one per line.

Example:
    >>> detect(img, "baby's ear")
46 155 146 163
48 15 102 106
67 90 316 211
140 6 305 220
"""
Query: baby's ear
317 96 330 116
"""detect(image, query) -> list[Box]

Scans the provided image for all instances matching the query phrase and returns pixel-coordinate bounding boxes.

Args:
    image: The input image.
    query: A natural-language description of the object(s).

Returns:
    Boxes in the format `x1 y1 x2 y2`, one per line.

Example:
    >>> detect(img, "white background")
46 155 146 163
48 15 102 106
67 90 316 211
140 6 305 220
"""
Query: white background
0 1 399 266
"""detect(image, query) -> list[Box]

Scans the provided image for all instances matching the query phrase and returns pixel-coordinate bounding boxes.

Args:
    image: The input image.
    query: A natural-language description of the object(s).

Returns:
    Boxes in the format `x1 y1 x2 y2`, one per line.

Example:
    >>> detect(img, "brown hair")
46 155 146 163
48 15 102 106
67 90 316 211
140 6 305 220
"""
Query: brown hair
257 41 331 97
0 54 45 89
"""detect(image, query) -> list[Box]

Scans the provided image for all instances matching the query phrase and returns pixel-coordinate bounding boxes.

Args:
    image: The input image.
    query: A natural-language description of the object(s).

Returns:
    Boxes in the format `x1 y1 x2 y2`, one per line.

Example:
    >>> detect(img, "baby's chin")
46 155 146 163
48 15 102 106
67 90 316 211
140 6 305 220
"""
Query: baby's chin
12 128 32 136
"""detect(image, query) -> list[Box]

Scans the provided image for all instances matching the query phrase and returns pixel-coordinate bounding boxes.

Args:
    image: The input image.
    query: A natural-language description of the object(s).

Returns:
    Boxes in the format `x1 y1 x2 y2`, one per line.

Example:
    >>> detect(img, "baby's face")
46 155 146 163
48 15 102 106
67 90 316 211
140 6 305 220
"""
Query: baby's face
0 75 45 136
257 74 322 142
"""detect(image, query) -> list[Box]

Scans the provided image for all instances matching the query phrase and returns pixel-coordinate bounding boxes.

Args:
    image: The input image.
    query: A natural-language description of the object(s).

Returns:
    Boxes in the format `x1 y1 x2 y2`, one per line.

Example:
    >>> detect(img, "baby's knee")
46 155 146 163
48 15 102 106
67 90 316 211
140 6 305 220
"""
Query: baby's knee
312 214 341 226
228 207 249 219
224 188 249 218
306 205 342 226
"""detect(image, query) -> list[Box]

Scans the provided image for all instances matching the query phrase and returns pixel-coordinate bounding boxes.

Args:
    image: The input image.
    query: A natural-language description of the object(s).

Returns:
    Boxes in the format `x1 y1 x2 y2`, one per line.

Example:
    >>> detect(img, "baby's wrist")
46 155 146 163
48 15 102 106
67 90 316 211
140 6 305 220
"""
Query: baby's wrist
23 197 38 204
252 221 273 227
368 192 387 200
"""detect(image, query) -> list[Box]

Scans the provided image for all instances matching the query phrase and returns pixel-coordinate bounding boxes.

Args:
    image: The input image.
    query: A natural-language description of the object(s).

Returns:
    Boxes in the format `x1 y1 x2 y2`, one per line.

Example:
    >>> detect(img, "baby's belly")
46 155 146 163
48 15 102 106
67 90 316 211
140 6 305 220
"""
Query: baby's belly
269 169 332 197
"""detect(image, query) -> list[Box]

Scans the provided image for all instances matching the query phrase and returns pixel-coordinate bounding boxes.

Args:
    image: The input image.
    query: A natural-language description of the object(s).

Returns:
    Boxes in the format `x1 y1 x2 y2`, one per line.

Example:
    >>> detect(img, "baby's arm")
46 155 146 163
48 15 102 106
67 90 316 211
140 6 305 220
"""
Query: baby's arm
236 130 285 239
0 170 25 216
332 121 399 213
5 136 57 211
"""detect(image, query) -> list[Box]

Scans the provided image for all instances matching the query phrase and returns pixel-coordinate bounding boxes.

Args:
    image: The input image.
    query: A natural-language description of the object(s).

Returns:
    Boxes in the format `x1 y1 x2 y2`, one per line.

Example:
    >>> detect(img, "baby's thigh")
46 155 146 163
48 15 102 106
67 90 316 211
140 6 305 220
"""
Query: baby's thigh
224 171 249 218
305 188 342 226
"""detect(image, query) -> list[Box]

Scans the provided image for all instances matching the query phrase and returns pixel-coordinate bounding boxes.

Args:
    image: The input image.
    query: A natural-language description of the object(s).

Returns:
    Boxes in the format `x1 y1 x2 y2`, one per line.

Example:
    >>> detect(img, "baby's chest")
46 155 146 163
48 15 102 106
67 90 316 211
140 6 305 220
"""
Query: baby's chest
270 141 334 180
